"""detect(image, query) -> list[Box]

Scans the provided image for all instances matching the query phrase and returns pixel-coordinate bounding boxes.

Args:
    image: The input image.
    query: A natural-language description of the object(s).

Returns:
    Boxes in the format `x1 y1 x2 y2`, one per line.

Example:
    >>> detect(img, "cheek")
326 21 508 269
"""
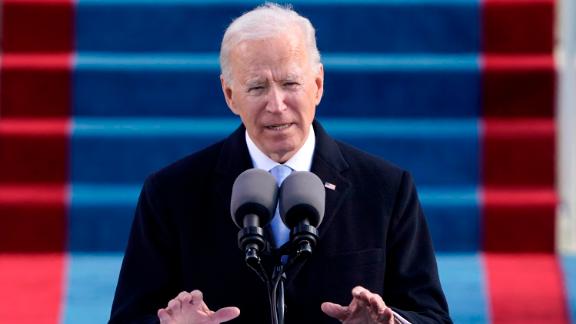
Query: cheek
288 93 313 112
299 95 317 120
238 99 264 120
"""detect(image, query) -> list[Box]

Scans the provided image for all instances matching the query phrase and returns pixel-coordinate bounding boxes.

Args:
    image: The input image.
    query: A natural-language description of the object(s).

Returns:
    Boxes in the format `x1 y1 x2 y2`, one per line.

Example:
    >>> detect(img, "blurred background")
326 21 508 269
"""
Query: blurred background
0 0 575 323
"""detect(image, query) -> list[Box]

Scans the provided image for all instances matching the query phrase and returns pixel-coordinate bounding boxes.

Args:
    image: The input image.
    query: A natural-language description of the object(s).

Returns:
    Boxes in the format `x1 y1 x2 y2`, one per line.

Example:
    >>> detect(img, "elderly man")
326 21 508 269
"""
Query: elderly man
110 3 451 324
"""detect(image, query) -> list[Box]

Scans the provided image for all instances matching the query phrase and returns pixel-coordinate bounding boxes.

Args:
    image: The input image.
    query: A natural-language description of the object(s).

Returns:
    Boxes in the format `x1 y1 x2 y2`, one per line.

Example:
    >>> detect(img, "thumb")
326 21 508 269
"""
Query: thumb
211 306 241 323
321 302 350 321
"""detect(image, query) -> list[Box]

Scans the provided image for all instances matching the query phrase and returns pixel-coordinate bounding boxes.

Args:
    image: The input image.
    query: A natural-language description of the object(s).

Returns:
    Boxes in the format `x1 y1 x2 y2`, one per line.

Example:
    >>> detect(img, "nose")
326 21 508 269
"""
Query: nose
265 85 287 113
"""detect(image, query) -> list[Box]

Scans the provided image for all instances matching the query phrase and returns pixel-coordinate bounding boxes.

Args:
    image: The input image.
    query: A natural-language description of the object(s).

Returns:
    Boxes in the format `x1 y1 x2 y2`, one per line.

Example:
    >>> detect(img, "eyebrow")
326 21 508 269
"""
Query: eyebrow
244 72 303 86
245 78 267 87
283 73 302 81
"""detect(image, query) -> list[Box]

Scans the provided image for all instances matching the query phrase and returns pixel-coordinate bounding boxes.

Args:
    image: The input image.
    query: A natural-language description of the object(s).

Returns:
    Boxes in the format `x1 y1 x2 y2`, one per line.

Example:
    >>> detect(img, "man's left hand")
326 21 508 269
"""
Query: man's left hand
321 286 395 324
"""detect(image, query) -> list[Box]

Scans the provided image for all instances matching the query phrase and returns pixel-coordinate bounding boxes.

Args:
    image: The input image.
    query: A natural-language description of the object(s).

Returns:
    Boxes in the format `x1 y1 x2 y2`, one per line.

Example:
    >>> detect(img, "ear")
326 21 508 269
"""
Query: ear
313 64 324 106
221 75 239 115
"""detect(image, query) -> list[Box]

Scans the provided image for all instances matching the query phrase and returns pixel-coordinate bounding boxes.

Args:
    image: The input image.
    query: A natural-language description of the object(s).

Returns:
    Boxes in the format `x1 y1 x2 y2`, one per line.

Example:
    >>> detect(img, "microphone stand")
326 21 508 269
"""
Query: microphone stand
275 272 286 324
273 224 320 323
242 243 306 324
271 263 285 324
239 223 319 324
250 233 320 324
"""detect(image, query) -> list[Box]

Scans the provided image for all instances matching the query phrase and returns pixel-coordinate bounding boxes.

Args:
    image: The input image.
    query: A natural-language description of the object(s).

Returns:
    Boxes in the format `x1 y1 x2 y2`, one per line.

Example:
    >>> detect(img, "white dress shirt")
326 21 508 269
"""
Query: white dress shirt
245 125 315 173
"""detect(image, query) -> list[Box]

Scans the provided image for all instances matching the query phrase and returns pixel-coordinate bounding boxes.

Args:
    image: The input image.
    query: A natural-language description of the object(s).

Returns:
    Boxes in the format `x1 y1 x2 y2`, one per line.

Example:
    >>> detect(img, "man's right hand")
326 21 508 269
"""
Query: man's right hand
157 290 240 324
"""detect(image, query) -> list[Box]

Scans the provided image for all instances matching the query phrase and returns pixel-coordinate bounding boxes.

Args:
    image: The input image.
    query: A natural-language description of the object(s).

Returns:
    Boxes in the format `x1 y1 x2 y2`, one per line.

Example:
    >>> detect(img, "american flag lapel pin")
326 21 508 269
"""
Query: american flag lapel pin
324 182 336 191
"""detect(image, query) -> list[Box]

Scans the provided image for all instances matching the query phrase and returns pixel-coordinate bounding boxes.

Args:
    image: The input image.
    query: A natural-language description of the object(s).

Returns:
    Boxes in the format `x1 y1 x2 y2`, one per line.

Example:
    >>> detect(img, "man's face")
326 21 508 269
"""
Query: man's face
221 33 324 163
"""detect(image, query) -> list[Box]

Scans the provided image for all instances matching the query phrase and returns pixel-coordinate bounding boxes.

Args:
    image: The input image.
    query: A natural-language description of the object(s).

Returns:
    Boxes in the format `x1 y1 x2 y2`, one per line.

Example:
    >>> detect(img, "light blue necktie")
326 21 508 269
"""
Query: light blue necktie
269 164 292 248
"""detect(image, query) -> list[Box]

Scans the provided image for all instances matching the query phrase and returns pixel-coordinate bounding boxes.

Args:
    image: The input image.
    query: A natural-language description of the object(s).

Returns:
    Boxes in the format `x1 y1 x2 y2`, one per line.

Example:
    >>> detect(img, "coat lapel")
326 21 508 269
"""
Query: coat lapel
310 121 351 240
212 124 254 247
285 120 351 285
215 123 253 178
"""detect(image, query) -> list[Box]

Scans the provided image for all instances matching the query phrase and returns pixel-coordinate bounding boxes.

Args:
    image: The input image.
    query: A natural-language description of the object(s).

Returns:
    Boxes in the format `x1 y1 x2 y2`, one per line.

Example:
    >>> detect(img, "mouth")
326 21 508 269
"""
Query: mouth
265 123 294 131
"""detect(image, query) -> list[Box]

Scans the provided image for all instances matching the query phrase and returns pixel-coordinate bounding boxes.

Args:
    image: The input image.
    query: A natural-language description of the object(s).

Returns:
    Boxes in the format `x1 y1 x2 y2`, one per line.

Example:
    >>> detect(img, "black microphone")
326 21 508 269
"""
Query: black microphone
230 168 278 263
279 171 325 259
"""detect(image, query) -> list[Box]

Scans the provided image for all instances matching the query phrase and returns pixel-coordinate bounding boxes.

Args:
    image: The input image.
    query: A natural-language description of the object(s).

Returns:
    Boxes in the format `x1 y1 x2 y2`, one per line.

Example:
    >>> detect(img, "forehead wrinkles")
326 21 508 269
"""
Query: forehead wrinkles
244 65 304 82
230 35 310 84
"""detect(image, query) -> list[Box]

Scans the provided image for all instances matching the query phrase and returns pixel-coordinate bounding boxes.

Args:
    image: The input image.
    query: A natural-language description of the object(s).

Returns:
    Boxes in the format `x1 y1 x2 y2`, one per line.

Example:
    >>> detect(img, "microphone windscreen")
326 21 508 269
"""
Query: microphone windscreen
230 168 278 228
279 171 325 228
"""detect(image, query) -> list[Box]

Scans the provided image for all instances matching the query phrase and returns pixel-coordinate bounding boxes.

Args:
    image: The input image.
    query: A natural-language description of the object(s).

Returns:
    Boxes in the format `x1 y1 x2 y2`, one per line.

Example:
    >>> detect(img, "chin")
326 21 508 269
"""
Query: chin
266 143 297 159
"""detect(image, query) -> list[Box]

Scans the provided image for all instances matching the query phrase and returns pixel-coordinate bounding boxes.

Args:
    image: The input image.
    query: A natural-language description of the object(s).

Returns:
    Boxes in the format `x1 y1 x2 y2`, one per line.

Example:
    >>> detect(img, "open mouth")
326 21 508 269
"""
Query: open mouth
265 123 293 131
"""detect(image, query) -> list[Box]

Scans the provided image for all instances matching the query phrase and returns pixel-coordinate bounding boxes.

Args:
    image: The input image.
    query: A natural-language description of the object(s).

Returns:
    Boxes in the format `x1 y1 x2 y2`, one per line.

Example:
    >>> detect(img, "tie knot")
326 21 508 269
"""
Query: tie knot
270 164 293 186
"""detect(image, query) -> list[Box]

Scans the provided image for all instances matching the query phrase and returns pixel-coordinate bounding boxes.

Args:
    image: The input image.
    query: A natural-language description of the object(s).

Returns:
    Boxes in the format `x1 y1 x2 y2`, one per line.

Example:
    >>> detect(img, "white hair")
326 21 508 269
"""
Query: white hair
219 2 322 84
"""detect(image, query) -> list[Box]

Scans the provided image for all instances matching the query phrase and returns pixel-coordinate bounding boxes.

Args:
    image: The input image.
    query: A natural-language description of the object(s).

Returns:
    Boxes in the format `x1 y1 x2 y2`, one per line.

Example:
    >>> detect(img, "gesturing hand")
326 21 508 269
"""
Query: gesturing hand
158 290 240 324
321 286 395 324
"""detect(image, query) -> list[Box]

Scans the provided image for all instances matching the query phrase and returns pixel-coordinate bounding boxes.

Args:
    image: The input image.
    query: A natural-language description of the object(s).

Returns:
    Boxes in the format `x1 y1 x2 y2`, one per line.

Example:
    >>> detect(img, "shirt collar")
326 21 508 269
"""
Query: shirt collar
245 125 315 172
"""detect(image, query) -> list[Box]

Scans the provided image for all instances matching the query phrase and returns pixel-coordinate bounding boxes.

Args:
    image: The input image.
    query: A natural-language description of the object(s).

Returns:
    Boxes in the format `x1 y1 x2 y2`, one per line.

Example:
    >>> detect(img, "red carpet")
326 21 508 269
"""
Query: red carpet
0 54 71 117
0 119 69 184
0 253 66 324
481 0 563 321
0 1 72 321
486 253 570 323
483 188 557 252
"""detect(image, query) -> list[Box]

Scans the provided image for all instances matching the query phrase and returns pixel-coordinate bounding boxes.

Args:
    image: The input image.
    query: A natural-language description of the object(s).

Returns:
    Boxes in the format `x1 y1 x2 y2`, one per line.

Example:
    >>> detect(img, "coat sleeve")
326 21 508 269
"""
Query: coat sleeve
385 171 452 323
109 175 181 324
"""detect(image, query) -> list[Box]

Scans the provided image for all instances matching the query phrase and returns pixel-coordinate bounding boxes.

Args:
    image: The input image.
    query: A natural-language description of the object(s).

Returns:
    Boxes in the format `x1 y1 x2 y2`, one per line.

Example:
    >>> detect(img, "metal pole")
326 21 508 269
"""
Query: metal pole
557 0 576 253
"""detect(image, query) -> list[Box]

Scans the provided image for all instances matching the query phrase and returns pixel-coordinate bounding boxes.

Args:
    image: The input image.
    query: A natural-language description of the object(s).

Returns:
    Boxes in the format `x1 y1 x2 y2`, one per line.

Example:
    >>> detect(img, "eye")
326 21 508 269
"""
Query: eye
247 86 265 94
284 81 300 88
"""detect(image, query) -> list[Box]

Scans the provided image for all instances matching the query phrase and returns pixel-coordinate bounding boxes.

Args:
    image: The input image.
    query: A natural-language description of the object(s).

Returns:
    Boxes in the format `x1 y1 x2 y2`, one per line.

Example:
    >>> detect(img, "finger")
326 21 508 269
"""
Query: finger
190 289 214 314
176 291 193 309
382 308 395 324
157 308 172 323
190 289 208 310
351 286 372 308
180 293 192 305
368 293 387 314
176 291 190 300
321 302 350 321
211 306 241 322
371 307 393 324
351 286 371 298
178 293 195 313
167 298 182 312
189 290 204 305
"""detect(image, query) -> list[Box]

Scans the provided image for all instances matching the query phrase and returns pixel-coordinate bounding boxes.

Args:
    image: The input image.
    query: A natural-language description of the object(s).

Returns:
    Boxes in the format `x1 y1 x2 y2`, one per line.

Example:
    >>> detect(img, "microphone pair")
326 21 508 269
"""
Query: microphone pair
230 168 326 260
